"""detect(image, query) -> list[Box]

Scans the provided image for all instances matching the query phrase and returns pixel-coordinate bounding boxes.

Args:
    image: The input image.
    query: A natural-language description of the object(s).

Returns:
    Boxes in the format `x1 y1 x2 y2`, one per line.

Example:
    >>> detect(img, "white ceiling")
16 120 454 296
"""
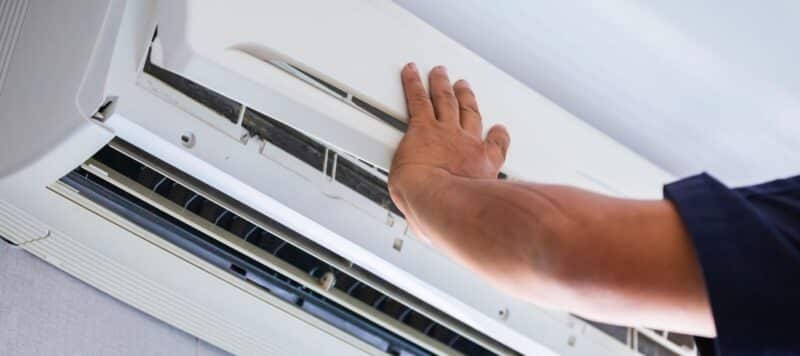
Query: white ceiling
395 0 800 187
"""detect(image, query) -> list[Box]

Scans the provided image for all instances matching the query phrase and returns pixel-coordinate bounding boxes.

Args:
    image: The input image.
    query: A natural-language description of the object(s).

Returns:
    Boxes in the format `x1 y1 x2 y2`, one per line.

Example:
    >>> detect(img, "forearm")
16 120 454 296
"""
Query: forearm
393 170 714 335
393 170 568 297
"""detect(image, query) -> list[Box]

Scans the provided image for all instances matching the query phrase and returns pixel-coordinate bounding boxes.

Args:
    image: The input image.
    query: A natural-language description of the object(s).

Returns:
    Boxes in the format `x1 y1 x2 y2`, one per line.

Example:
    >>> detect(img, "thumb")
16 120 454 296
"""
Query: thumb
485 124 510 168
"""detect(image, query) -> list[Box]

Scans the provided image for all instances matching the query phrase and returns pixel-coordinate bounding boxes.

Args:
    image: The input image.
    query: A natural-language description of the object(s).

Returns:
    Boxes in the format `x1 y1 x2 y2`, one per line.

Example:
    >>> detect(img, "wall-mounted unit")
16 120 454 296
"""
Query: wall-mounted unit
0 0 694 355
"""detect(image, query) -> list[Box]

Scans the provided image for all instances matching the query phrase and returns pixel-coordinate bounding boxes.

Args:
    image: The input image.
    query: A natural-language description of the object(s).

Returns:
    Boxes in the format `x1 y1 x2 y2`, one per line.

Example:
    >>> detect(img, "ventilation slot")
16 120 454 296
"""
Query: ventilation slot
240 107 403 217
288 64 348 98
334 155 401 217
241 108 326 171
68 143 512 356
350 96 408 132
266 59 408 132
586 321 629 344
143 50 242 123
579 317 693 355
638 333 684 356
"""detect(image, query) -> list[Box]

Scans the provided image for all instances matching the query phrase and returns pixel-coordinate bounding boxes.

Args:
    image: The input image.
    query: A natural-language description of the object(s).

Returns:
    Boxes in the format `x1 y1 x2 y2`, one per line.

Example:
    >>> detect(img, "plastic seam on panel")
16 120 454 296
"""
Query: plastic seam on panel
0 198 49 244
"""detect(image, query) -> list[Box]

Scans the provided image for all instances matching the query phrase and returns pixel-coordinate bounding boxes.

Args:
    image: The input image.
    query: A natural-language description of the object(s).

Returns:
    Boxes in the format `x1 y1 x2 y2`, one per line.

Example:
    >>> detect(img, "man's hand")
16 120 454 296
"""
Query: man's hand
388 64 510 231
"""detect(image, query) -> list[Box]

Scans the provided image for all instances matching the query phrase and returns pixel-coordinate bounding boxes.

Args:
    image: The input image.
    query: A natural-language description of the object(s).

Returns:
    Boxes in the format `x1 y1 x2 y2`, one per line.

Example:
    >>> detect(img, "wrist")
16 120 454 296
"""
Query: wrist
388 166 455 215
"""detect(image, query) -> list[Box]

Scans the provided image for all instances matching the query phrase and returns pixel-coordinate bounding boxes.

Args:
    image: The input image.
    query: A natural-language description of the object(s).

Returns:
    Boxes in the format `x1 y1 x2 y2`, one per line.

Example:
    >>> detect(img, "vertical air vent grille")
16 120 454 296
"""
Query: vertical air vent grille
264 59 409 132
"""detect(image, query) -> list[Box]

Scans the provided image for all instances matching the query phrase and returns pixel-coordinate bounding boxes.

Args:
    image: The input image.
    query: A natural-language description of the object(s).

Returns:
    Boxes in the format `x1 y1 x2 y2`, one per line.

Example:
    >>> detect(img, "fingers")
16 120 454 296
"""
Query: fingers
453 79 482 137
401 63 435 123
485 125 511 168
428 66 459 126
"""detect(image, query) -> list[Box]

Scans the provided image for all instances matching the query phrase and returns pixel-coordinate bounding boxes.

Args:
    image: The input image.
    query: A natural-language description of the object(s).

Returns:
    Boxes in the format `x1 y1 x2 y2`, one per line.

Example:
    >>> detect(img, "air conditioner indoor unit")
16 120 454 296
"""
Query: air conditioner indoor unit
0 0 693 355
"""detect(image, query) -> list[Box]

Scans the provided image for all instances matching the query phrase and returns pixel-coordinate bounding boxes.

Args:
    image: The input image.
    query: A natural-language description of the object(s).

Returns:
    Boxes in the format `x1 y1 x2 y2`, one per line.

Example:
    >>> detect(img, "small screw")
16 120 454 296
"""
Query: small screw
180 132 195 148
320 272 336 291
498 308 509 320
567 335 576 346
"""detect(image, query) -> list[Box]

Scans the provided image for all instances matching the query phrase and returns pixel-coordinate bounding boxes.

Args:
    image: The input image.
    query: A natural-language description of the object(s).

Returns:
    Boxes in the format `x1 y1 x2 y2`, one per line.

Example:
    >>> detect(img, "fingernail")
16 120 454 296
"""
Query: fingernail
457 79 470 88
434 65 447 74
407 62 417 72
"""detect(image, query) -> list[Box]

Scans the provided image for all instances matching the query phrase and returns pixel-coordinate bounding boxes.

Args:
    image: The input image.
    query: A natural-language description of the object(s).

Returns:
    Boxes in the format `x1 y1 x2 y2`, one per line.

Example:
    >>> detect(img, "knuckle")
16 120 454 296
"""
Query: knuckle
409 92 431 105
431 90 456 103
460 105 481 117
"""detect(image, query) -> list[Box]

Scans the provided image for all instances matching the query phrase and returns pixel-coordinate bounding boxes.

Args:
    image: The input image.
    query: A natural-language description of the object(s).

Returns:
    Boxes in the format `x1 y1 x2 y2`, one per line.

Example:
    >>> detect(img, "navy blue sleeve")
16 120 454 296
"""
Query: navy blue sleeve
664 173 800 355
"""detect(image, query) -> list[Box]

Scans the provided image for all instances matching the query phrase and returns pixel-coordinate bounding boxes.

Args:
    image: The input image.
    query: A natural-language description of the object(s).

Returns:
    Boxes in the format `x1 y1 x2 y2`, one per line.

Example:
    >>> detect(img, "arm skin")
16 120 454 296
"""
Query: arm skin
388 63 716 337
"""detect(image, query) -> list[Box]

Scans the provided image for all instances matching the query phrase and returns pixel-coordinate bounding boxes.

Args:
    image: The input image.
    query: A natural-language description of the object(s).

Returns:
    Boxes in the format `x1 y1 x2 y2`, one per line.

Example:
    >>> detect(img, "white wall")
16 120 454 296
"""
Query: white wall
0 242 228 356
395 0 800 187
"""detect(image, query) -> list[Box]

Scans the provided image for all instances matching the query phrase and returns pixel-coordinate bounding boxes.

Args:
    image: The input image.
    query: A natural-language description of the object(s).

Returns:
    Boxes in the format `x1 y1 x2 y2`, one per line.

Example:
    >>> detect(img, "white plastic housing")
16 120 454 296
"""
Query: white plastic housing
0 0 683 355
154 0 672 198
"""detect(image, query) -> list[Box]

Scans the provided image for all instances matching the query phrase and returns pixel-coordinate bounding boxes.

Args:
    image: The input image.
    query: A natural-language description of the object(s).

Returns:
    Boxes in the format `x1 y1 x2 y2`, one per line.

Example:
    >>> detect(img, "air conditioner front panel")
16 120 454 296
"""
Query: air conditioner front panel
155 0 672 198
0 0 687 355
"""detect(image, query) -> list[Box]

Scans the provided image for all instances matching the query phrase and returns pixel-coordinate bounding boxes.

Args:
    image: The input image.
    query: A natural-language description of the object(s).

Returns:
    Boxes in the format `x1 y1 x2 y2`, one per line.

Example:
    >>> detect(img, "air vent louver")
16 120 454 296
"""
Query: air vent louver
71 145 507 356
